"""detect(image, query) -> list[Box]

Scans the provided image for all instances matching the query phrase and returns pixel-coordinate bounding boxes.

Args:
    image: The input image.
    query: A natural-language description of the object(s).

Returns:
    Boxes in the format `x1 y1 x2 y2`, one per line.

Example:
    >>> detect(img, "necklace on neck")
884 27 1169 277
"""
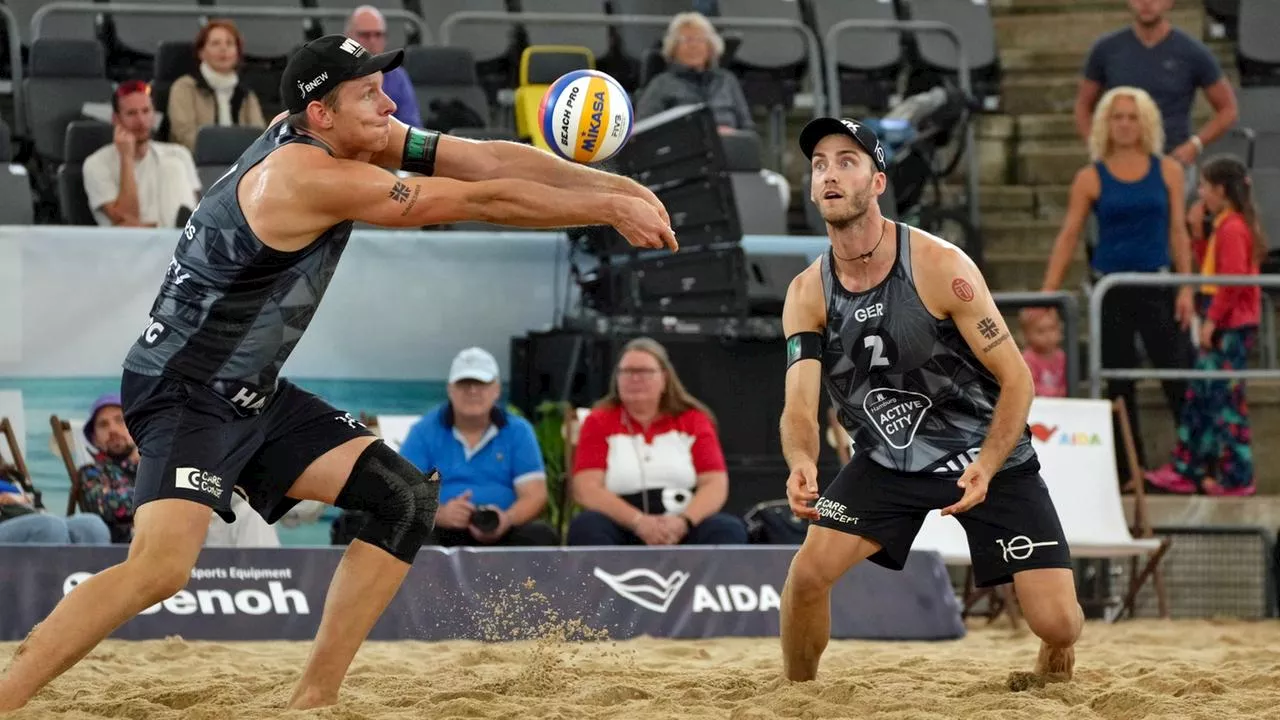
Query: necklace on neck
833 219 888 263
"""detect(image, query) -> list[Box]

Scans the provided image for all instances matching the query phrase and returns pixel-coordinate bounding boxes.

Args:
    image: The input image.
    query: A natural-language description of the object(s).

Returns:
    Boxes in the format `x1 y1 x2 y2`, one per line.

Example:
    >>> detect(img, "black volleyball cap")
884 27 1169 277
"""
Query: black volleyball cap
798 117 886 172
280 34 404 114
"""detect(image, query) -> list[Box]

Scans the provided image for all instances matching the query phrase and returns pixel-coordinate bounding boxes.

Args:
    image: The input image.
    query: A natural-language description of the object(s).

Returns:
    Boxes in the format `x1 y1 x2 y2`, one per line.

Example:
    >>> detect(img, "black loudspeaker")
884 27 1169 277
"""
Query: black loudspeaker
589 173 743 256
745 253 810 317
611 245 749 318
615 103 726 190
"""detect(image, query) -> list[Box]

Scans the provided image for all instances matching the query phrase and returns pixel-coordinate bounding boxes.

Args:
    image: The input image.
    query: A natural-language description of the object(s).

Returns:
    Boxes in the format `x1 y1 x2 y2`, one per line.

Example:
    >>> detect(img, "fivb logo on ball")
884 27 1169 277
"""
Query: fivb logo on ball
539 69 633 164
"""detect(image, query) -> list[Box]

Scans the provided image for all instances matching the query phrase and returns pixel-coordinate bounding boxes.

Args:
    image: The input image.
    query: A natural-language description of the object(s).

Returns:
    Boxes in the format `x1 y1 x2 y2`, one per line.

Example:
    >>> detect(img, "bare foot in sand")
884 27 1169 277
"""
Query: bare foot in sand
1007 642 1074 691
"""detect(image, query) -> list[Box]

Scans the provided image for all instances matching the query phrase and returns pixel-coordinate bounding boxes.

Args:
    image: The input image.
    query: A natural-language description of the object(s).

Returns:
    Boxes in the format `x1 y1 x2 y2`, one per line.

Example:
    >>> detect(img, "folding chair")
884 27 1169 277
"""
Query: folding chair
49 414 94 516
1 417 40 506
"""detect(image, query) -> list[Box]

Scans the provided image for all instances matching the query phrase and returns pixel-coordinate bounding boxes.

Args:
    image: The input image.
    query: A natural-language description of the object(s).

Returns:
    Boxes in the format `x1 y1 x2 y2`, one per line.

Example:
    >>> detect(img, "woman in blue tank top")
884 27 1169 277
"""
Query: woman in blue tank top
1036 86 1195 474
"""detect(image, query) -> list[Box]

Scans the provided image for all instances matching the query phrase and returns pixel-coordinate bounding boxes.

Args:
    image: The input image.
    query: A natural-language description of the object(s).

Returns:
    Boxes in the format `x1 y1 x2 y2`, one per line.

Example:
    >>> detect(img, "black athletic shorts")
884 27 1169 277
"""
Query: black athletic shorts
121 370 375 524
814 453 1072 587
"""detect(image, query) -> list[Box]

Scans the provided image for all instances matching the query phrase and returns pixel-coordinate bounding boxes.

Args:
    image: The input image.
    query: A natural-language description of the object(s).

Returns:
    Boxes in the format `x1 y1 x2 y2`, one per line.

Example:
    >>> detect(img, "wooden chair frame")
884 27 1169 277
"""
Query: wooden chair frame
49 414 85 516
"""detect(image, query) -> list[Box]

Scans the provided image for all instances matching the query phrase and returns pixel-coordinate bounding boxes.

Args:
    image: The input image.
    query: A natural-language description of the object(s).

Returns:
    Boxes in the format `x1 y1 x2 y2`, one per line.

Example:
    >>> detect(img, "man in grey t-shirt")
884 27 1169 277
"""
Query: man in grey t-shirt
1073 0 1237 168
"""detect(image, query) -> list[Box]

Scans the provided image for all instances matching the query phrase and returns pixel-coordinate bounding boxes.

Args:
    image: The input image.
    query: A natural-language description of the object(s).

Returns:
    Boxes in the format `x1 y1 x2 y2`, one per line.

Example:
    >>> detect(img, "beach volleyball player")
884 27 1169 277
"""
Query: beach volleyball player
776 118 1083 684
0 36 670 712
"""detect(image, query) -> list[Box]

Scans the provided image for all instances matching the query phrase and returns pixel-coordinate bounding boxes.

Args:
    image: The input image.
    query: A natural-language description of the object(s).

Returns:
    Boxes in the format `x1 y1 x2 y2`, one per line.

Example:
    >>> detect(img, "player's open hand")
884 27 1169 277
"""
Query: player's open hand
786 463 820 521
614 196 678 252
941 462 992 516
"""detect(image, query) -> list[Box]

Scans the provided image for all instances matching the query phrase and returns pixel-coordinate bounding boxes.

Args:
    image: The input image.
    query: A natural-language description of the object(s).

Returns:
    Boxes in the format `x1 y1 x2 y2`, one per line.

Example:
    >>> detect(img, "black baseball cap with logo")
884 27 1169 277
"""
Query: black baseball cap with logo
280 34 404 114
798 116 887 172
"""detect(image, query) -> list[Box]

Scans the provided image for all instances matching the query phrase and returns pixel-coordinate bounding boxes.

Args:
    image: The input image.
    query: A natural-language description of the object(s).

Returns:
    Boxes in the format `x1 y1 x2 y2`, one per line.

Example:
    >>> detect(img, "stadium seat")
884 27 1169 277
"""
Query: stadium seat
1252 168 1280 253
900 0 1001 109
193 125 260 189
0 162 34 224
312 0 415 50
515 44 595 150
419 0 517 97
810 0 904 112
714 0 807 111
3 0 99 49
152 40 197 142
106 0 202 60
520 0 611 64
1237 87 1280 134
1252 131 1280 170
57 119 112 225
1202 126 1255 167
403 46 492 131
24 38 113 164
610 0 688 70
211 0 308 62
0 115 10 162
1237 0 1280 84
720 130 763 172
729 171 786 235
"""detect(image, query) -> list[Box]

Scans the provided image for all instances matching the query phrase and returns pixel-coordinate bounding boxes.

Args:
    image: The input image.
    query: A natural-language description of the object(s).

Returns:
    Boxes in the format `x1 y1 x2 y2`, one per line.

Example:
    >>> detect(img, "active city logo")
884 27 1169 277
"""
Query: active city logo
62 568 311 616
593 567 782 614
995 535 1060 562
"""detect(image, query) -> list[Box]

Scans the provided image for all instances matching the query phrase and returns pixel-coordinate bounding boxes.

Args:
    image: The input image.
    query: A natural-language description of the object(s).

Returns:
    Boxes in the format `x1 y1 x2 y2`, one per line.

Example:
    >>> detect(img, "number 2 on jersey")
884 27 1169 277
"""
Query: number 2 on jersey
864 334 890 369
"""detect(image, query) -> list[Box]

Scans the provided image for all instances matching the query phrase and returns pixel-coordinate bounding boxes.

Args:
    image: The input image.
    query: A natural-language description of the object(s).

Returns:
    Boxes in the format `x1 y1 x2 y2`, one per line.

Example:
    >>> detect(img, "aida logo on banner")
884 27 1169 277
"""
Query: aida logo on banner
593 566 781 614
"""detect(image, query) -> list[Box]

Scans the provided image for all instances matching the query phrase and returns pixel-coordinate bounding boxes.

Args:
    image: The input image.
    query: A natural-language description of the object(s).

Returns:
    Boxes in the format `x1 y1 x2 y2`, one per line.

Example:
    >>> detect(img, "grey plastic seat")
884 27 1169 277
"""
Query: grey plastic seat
210 0 307 60
811 0 903 111
729 171 786 236
108 0 202 57
1252 131 1280 170
57 119 113 225
1202 127 1255 168
24 38 112 163
1239 87 1280 134
4 0 99 47
1238 0 1280 80
1251 168 1280 252
610 0 688 65
0 162 34 224
403 46 491 127
420 0 512 65
520 0 611 61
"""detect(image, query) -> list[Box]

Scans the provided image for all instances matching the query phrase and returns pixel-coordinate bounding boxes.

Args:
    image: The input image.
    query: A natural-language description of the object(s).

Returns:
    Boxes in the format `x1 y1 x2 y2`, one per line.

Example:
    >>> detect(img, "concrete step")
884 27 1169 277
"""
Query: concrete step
1016 142 1089 186
994 8 1204 51
1001 39 1236 75
1018 114 1080 141
984 252 1085 291
946 184 1071 217
1002 75 1081 116
982 218 1063 255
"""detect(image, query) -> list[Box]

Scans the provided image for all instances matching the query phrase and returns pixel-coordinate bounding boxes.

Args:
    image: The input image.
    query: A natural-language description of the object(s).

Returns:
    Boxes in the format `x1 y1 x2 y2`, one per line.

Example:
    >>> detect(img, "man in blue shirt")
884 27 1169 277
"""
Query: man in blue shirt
1074 0 1237 167
345 6 423 128
399 348 558 547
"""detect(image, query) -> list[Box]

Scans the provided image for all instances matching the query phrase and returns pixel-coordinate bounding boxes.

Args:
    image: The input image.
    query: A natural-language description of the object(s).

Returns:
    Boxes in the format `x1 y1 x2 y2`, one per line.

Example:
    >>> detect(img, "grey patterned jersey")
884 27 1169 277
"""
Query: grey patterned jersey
122 121 354 414
820 223 1035 474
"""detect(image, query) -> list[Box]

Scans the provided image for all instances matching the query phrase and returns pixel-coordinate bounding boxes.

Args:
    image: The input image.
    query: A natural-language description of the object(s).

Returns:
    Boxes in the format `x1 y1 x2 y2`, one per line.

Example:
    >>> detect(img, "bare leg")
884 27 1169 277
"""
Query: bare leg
0 500 211 711
779 526 881 682
1006 567 1083 691
281 436 420 711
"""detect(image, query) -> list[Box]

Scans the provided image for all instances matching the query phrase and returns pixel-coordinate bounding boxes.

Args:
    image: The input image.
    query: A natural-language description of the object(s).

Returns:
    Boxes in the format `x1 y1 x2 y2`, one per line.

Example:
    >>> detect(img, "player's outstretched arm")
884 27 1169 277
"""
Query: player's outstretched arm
780 264 826 520
925 244 1034 475
308 160 677 250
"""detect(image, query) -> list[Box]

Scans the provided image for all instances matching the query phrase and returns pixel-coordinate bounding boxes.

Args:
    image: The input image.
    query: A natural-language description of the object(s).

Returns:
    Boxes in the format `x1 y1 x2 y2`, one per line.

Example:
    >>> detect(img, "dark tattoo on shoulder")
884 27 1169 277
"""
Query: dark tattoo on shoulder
977 317 1000 340
389 181 411 203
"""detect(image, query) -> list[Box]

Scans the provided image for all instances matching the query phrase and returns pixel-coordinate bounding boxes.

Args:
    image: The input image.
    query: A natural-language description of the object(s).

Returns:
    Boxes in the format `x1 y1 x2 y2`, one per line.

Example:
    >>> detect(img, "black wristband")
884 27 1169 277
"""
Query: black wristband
401 127 439 176
786 332 824 369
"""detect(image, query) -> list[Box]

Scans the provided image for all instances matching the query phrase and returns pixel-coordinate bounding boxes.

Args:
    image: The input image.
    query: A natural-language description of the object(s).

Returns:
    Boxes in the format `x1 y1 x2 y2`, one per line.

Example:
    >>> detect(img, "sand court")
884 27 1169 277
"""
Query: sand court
5 618 1280 720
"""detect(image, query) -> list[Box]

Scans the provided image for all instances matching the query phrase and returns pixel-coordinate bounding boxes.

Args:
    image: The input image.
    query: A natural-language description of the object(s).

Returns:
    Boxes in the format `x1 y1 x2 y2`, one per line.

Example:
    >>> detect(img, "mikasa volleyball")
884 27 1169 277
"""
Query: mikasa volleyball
538 69 633 164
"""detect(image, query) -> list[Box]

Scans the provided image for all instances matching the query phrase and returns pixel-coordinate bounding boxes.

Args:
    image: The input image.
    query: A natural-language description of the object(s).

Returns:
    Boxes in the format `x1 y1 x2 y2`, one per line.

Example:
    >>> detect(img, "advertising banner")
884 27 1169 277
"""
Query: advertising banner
0 546 964 642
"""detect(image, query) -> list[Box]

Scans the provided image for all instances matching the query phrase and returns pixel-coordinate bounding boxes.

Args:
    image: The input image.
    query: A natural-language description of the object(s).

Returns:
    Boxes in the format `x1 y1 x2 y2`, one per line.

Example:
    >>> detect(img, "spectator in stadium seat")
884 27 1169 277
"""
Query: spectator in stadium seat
76 393 138 543
166 20 266 152
397 347 559 547
635 12 752 134
1073 0 1238 184
345 6 422 128
78 393 281 546
0 464 110 545
1146 156 1262 496
83 81 202 228
567 337 748 546
1036 86 1195 473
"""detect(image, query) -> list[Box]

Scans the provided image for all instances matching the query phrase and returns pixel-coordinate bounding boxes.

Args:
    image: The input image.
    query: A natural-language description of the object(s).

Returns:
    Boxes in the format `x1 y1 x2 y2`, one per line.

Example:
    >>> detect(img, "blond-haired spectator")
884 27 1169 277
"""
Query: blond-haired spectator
1038 86 1194 471
568 337 747 546
166 20 266 152
635 12 751 133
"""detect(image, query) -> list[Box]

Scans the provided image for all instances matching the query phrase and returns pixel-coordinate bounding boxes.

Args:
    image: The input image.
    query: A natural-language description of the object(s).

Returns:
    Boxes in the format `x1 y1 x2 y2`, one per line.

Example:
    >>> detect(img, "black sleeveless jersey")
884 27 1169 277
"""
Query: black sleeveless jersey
122 121 353 414
820 223 1036 474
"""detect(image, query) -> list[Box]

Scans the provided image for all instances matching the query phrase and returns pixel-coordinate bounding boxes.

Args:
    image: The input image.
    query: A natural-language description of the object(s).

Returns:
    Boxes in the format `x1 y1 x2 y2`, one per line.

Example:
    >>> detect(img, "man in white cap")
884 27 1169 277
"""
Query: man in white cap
397 348 558 547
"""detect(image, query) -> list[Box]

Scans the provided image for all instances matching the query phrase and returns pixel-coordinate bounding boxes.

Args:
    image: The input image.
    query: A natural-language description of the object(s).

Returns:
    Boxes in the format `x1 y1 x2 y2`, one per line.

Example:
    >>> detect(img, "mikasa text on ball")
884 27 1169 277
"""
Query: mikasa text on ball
538 69 633 164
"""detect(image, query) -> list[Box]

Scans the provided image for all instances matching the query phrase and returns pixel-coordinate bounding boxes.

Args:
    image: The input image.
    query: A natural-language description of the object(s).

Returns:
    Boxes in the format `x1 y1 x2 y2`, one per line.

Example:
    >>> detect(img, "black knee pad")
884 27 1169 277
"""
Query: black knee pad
334 440 440 563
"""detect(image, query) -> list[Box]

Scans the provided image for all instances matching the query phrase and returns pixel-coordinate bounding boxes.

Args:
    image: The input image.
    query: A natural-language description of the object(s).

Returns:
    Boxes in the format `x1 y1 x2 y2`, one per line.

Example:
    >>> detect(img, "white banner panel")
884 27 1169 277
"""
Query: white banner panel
0 235 20 364
0 389 25 462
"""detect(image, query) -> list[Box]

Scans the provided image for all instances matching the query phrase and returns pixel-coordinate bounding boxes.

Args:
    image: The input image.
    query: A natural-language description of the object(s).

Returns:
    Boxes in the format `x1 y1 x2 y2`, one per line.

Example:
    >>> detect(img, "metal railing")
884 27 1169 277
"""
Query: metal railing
1088 273 1280 398
824 19 979 234
994 291 1080 398
438 11 826 123
31 2 433 44
0 5 23 138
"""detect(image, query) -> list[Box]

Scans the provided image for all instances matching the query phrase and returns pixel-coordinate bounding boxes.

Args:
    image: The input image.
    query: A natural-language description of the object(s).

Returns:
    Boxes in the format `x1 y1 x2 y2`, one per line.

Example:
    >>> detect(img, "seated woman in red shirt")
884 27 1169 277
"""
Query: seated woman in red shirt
1146 156 1263 495
568 337 749 546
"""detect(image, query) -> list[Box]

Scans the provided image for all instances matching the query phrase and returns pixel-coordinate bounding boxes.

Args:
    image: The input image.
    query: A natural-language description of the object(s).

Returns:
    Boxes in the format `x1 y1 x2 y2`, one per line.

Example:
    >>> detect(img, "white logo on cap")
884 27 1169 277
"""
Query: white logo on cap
842 120 859 134
339 38 367 57
298 72 329 98
875 142 885 167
